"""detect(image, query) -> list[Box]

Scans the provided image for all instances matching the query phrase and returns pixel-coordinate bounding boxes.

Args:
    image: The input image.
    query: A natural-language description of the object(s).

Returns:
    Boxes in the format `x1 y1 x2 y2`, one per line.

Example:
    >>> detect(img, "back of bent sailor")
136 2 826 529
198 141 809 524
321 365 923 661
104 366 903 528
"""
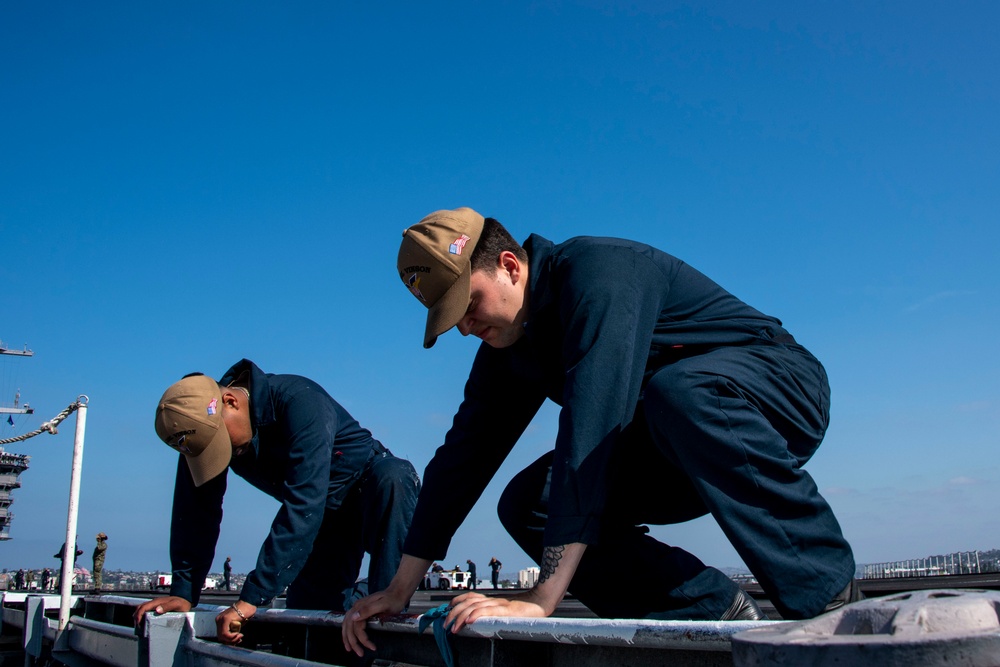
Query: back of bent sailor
134 358 420 650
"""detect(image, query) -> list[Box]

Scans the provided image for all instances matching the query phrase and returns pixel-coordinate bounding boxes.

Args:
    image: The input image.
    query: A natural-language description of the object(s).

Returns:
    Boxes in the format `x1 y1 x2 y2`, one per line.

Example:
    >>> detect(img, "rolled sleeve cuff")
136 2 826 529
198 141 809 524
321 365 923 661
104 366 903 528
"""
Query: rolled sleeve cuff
543 514 601 547
169 579 197 606
239 576 275 607
403 532 449 563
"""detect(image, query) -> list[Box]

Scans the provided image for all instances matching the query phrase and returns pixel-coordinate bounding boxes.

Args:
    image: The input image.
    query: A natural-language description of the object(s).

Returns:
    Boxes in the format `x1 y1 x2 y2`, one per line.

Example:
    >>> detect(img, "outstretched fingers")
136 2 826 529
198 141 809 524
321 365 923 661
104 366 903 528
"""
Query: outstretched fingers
133 596 191 626
444 595 547 633
342 593 392 656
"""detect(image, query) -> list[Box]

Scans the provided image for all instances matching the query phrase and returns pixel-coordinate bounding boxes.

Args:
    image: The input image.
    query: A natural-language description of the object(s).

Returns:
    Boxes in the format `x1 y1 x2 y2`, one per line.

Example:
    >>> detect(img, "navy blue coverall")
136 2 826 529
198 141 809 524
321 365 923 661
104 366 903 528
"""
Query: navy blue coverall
403 235 855 620
168 359 420 612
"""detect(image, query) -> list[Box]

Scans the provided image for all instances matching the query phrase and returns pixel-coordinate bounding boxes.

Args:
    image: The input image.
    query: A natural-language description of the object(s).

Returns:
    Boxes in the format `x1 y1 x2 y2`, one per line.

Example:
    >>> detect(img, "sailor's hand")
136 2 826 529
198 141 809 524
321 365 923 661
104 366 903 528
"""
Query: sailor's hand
342 589 408 656
445 542 579 633
133 596 191 625
444 591 548 633
216 602 256 645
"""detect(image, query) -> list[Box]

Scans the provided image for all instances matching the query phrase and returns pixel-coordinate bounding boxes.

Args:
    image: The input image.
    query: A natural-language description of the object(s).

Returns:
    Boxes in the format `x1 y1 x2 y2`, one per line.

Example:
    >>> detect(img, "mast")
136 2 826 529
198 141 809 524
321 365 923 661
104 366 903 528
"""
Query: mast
0 340 33 540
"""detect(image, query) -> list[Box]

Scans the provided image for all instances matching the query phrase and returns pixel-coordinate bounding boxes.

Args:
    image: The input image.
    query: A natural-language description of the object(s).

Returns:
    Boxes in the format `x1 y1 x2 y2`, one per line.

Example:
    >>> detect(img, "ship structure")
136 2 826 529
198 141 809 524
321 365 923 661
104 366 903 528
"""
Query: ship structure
0 340 33 540
0 450 30 540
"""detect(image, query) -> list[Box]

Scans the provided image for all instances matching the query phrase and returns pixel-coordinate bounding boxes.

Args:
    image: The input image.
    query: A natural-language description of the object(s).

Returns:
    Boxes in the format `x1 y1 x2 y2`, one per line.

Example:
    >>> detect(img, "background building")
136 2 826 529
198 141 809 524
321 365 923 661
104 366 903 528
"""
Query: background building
518 567 539 589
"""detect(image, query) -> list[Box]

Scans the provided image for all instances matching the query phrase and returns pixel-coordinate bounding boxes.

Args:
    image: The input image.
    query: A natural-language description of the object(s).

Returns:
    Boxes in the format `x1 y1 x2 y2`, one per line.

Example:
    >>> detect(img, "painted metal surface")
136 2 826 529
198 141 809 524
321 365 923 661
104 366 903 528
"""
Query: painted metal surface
376 614 772 649
64 617 138 667
732 589 1000 666
3 593 777 666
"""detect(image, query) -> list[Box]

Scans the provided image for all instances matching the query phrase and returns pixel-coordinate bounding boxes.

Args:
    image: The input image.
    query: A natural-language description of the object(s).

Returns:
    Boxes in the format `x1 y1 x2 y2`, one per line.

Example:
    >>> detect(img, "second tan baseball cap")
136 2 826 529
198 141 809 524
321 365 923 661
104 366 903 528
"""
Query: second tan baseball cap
153 374 232 487
397 207 485 348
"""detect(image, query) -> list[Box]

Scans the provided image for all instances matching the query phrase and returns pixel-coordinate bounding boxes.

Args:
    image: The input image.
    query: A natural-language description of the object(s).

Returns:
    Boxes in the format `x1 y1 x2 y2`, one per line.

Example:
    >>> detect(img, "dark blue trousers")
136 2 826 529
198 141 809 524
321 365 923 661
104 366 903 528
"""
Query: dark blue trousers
498 342 855 620
285 453 420 612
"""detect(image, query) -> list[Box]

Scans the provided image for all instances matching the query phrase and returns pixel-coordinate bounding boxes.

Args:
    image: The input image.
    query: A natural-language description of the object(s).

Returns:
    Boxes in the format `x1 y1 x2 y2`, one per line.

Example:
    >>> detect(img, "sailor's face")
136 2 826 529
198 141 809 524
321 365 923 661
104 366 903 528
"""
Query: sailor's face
457 268 526 348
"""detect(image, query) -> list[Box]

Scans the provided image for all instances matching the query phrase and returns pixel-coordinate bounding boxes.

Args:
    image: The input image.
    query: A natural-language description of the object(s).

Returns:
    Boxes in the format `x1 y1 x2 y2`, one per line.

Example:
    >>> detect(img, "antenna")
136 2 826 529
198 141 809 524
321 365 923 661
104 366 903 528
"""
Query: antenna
1 341 34 416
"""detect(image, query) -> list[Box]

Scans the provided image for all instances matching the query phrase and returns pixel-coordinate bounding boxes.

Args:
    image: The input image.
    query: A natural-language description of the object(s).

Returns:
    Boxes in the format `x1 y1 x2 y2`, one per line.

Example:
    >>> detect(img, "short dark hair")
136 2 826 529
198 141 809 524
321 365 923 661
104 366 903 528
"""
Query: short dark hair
470 217 528 273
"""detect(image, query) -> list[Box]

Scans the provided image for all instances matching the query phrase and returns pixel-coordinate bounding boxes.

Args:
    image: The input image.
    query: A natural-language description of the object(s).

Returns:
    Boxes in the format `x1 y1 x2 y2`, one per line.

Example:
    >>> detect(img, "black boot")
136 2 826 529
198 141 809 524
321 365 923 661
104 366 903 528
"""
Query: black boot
822 578 864 614
720 588 766 621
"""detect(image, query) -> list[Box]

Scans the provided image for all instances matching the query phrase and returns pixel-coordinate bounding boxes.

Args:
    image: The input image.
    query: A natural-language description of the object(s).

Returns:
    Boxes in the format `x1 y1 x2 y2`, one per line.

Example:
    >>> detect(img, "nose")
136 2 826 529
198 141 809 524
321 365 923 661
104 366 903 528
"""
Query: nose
457 317 473 336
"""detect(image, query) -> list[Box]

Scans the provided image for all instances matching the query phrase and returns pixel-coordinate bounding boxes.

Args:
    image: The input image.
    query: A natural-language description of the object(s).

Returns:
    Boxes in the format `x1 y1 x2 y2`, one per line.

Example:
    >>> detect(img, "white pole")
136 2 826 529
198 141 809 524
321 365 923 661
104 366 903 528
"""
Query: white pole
58 396 88 632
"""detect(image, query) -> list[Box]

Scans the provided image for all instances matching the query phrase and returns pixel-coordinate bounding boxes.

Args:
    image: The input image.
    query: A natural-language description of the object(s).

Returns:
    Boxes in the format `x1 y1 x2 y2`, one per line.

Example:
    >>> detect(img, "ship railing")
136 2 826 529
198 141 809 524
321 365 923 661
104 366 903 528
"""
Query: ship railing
2 592 774 667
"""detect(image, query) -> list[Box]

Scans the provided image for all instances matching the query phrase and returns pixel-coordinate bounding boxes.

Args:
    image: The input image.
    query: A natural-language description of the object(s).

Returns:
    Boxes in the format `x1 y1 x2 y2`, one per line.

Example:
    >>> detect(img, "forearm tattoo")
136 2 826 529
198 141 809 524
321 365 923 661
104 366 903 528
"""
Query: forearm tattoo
537 545 566 585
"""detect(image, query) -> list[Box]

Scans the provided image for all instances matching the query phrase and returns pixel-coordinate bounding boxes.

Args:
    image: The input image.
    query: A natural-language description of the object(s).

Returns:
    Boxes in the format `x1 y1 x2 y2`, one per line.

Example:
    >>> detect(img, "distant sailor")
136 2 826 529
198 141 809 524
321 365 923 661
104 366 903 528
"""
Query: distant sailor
93 532 108 592
489 557 502 589
467 559 477 590
134 359 420 652
54 542 83 588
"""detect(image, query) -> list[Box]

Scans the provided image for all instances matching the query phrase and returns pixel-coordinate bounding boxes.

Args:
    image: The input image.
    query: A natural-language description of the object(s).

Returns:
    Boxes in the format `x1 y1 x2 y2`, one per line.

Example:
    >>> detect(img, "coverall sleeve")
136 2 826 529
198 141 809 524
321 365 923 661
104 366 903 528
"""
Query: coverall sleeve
169 456 226 606
239 392 337 606
544 245 667 547
403 342 547 559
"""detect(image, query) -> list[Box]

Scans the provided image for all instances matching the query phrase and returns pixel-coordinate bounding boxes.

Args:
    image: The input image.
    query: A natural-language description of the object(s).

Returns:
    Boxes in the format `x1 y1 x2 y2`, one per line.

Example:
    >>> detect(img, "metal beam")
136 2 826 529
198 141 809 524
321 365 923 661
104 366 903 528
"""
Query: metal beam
5 593 777 667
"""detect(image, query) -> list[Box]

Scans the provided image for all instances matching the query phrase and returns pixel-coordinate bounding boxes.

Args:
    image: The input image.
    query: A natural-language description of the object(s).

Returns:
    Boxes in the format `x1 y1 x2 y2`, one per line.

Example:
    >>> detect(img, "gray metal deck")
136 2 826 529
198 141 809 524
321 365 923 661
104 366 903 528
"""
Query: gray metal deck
11 588 998 666
1 592 773 667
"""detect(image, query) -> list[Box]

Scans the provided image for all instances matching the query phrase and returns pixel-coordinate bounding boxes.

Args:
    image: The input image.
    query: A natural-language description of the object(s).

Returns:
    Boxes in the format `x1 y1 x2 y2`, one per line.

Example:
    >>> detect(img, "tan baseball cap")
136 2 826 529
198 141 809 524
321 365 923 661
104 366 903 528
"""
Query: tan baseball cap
154 374 232 487
397 207 485 348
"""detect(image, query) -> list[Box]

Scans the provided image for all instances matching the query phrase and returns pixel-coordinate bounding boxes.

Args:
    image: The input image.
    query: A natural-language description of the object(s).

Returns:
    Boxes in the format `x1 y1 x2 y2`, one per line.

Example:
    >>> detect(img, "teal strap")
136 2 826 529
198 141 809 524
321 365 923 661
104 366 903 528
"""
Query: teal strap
417 603 456 667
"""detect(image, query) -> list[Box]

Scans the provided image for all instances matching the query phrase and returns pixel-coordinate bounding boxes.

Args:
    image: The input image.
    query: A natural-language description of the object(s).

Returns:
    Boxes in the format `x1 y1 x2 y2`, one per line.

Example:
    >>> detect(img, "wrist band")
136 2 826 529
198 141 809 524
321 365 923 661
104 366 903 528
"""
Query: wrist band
231 603 251 621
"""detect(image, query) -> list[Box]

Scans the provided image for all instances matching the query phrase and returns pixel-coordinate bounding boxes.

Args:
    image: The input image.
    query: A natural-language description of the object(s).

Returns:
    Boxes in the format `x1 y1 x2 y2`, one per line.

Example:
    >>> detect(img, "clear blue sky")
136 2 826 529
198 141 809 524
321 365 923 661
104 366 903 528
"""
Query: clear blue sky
1 2 997 580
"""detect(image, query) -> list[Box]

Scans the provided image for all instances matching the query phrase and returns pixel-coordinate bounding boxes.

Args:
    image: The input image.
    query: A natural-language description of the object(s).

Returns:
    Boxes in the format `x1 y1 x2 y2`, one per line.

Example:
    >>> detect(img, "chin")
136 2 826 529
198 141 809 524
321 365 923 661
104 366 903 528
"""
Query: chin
486 330 524 349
